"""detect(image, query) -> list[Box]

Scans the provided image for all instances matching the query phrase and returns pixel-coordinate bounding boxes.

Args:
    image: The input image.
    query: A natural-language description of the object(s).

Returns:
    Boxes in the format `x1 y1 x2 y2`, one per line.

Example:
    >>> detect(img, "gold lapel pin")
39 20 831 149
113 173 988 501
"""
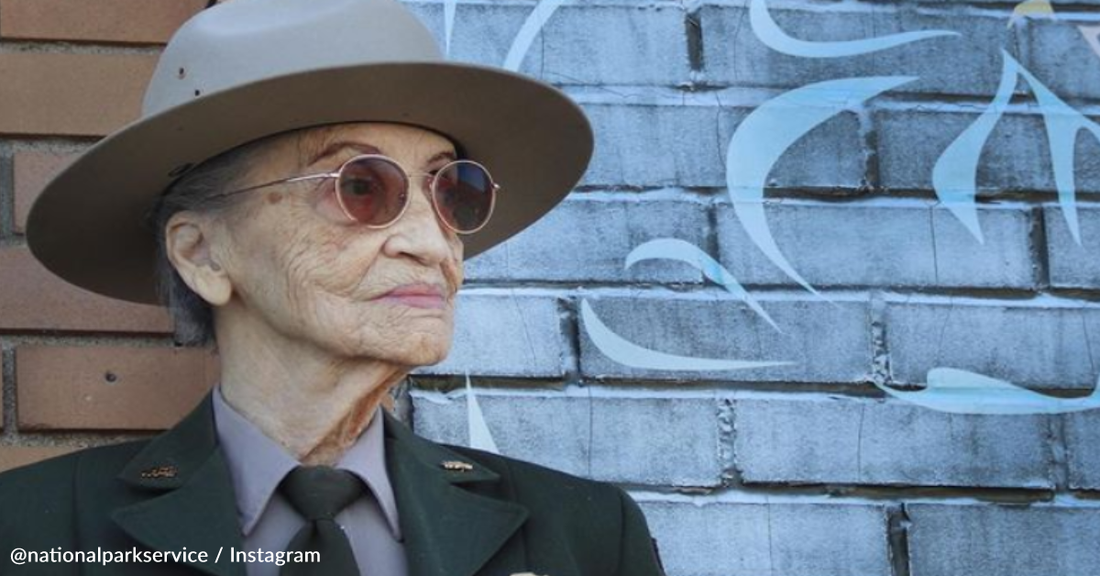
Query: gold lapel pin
441 460 474 472
140 465 178 479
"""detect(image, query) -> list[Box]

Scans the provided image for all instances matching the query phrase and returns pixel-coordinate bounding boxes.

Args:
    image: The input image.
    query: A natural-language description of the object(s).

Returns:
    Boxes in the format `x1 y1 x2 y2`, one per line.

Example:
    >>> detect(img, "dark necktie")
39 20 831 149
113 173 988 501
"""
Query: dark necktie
279 465 364 576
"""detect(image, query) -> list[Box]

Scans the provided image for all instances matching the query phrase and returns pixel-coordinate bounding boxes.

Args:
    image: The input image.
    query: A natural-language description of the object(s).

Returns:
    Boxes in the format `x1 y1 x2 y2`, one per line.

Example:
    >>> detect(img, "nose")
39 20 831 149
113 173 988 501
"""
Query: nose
381 177 455 265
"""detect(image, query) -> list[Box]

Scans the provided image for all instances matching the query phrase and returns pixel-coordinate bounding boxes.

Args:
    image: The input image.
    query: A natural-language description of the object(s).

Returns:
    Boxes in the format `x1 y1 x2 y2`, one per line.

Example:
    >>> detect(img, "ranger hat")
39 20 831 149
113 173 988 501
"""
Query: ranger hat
26 0 592 304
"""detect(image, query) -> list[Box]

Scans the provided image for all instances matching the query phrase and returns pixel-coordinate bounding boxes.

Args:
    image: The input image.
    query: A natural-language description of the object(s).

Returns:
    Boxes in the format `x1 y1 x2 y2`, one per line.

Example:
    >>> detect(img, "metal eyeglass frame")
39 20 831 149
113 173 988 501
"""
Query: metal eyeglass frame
211 153 500 235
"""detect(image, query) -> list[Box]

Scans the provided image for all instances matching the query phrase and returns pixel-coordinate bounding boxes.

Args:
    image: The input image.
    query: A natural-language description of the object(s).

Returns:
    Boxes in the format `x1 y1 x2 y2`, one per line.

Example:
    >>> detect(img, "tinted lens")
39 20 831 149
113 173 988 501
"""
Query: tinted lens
432 161 495 233
337 157 408 226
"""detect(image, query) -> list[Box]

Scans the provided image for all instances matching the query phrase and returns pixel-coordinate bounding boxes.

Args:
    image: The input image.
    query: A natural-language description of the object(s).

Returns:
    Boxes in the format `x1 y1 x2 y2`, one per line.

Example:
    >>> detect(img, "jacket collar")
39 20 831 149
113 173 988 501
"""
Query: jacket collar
112 391 527 576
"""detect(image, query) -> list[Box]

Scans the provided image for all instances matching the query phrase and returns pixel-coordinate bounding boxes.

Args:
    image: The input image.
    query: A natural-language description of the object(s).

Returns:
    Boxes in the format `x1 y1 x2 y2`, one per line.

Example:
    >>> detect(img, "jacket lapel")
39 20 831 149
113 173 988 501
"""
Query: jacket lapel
111 393 246 576
107 392 528 576
383 411 529 576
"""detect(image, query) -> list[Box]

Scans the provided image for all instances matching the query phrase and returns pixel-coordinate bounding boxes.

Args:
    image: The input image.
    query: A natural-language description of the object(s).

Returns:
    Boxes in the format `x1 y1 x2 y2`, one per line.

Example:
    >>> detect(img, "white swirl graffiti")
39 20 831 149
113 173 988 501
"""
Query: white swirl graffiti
444 0 1100 415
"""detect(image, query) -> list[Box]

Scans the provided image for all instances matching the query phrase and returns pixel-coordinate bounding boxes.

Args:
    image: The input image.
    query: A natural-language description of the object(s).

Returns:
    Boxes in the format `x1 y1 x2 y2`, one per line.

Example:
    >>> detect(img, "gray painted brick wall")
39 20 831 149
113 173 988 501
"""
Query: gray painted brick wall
907 503 1100 576
700 4 1009 98
412 389 724 486
716 200 1035 289
465 192 709 284
638 497 891 576
1046 205 1100 290
404 0 1100 573
1065 409 1100 490
413 291 567 377
885 298 1100 390
580 92 868 189
732 395 1055 488
578 292 872 383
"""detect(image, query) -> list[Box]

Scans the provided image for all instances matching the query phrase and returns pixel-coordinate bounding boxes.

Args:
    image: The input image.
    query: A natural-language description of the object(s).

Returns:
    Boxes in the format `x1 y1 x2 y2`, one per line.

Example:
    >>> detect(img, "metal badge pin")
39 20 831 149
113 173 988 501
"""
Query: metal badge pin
140 465 178 479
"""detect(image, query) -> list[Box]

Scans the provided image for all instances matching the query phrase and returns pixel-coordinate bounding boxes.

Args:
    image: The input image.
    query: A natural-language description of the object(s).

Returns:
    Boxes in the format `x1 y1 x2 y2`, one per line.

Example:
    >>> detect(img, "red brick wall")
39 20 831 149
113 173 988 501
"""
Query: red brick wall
0 0 215 473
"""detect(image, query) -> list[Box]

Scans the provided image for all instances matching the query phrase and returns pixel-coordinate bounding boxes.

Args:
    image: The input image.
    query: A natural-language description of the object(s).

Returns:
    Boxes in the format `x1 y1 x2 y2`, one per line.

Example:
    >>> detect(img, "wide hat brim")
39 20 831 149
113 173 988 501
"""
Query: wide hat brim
26 61 592 305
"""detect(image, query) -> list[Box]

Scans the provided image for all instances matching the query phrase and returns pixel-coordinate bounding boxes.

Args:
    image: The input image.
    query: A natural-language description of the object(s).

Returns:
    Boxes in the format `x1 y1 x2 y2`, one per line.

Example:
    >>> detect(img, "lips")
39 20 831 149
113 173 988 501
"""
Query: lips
374 283 447 309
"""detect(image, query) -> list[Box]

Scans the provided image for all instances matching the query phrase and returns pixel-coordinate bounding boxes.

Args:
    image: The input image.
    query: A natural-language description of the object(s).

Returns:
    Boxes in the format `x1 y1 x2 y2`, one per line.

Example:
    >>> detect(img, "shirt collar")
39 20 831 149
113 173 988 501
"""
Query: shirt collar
212 385 402 539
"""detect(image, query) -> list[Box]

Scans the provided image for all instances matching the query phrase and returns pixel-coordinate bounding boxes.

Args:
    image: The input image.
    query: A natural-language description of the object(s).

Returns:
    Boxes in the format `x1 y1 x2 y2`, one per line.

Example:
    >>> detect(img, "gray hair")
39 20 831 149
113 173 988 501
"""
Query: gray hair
148 141 266 346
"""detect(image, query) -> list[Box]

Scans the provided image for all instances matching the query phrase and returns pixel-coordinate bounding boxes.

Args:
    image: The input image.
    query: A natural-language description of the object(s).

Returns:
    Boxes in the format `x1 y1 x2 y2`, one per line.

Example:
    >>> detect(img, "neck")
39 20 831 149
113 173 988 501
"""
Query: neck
215 317 409 466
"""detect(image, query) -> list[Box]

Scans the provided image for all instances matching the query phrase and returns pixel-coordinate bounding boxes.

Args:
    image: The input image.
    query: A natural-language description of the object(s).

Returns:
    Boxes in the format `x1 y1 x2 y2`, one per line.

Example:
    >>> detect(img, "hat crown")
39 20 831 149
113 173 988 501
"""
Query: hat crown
28 0 592 305
144 0 443 116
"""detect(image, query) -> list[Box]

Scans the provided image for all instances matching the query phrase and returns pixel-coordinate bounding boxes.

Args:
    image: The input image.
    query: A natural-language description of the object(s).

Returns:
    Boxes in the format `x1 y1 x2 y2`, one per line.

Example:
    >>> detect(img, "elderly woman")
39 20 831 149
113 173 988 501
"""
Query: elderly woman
0 0 664 575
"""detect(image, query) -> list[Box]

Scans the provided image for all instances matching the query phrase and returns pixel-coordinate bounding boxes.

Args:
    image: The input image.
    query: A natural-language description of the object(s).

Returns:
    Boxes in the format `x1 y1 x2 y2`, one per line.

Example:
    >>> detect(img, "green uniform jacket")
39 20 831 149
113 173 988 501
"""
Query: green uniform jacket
0 392 666 576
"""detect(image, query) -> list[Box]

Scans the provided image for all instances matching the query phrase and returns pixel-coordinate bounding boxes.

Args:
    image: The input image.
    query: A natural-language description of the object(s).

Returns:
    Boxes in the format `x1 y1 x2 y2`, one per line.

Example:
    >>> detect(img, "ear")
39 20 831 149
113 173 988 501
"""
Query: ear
165 211 233 306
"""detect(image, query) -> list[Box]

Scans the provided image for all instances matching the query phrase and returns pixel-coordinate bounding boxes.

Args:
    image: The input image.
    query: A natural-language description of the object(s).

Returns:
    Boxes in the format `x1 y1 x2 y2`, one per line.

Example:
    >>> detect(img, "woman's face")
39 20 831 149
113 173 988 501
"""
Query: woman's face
210 122 465 366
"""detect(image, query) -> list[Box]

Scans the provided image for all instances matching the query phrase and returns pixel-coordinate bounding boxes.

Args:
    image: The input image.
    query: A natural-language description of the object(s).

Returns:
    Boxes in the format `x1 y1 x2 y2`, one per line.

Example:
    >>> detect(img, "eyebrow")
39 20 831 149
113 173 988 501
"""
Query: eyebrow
307 140 457 169
308 141 380 165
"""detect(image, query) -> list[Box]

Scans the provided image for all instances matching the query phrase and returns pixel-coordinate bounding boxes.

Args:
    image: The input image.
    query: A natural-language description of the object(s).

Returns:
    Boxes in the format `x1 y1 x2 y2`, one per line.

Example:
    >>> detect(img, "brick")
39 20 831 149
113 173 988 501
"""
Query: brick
0 52 157 136
866 0 1100 4
406 2 689 85
929 204 1036 288
466 193 708 284
16 345 217 430
579 93 866 189
1046 204 1100 290
885 299 1100 390
0 0 205 44
908 503 1100 576
875 106 1100 196
412 390 723 486
700 5 1008 98
1027 18 1100 101
13 150 79 234
0 246 171 333
732 396 1053 488
639 499 890 576
412 291 566 378
589 394 721 486
579 292 871 383
412 390 592 478
1064 410 1100 490
716 200 1033 289
0 446 77 474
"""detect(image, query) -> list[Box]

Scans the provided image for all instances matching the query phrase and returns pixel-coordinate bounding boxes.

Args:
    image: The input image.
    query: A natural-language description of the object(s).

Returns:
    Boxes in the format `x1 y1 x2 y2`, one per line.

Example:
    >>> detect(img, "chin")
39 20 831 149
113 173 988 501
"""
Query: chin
355 330 453 367
384 345 450 367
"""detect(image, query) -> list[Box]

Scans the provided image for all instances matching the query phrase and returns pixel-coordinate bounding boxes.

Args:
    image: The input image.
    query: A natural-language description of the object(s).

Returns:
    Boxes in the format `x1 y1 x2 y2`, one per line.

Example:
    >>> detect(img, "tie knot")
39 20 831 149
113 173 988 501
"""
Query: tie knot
280 465 364 521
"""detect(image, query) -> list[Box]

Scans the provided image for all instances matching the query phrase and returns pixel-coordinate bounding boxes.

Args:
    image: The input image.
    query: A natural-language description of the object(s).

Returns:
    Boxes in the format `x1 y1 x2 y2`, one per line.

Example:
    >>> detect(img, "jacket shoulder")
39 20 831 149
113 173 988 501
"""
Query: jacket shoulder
0 439 148 490
0 440 149 544
443 444 666 576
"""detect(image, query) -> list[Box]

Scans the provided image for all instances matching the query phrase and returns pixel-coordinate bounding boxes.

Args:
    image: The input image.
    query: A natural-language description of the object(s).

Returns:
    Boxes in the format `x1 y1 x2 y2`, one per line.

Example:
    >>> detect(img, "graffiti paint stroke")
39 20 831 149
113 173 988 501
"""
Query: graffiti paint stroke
625 238 781 332
750 0 957 58
1080 25 1100 60
726 76 917 296
580 299 793 371
1016 52 1098 245
443 0 456 57
873 367 1100 414
503 0 570 72
935 50 1095 245
466 373 501 454
931 52 1018 244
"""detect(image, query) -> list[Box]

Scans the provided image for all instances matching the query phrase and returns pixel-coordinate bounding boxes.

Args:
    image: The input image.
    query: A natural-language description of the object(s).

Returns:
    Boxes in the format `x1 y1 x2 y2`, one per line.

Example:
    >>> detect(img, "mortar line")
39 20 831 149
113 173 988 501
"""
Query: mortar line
0 140 14 238
2 344 17 441
886 503 913 576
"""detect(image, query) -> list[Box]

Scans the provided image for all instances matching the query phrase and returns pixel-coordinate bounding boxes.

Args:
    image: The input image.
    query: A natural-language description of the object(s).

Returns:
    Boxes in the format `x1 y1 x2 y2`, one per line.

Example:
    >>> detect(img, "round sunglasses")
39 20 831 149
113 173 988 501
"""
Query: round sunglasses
214 153 499 234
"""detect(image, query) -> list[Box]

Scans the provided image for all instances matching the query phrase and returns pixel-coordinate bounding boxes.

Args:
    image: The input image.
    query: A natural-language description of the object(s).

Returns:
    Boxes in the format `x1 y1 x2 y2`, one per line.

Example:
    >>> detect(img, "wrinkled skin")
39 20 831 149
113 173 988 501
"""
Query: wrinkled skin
166 122 464 464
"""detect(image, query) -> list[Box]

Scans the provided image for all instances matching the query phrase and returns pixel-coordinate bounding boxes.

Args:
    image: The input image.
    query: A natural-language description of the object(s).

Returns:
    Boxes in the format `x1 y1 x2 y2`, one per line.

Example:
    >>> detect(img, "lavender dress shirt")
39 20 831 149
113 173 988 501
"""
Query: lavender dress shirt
212 386 408 576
